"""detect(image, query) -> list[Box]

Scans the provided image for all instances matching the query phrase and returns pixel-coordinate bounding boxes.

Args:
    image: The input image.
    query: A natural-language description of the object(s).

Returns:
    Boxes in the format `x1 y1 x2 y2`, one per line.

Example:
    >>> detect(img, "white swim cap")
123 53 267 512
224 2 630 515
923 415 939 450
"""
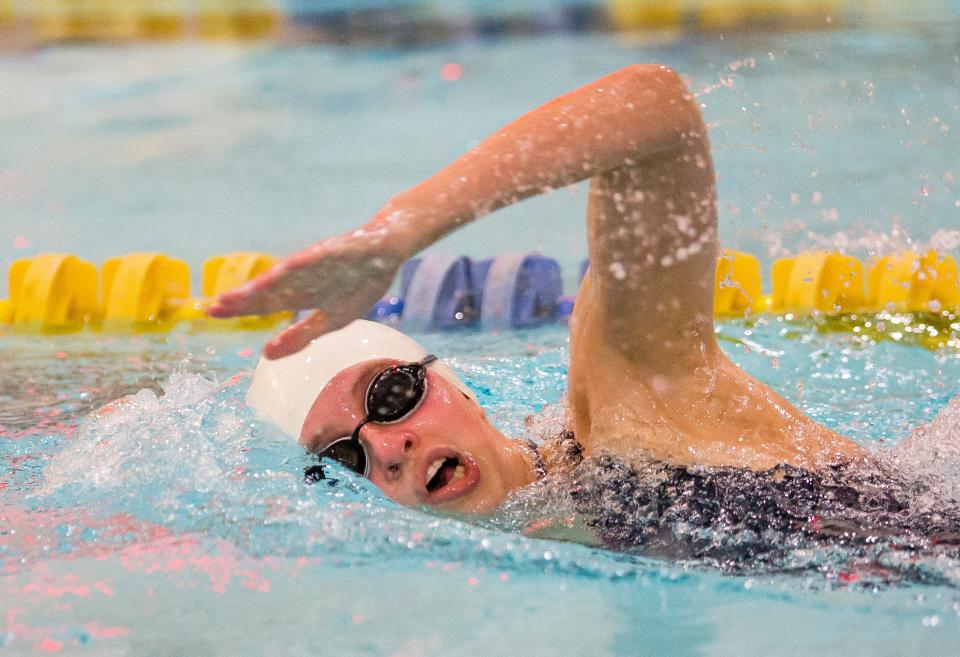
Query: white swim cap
247 319 477 440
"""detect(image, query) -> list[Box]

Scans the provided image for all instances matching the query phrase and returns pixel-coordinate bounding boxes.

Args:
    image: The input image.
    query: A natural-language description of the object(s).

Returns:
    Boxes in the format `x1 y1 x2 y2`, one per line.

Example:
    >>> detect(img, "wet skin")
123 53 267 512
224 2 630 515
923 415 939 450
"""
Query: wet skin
300 359 537 514
213 65 868 514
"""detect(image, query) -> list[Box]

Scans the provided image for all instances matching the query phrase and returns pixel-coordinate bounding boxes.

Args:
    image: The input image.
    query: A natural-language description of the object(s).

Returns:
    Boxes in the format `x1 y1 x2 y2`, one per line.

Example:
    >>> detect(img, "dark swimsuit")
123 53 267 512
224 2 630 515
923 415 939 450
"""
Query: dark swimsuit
523 434 960 582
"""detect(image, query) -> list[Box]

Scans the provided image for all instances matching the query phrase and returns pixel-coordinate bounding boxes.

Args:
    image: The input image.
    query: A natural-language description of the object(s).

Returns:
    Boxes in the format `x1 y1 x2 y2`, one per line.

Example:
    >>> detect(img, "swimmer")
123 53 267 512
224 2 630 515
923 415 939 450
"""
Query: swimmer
208 66 957 559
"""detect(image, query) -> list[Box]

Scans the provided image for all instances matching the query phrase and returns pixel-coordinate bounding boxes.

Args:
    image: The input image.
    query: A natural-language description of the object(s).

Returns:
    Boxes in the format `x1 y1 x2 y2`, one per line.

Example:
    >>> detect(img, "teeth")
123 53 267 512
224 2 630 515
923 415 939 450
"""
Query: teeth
453 465 465 480
425 458 444 486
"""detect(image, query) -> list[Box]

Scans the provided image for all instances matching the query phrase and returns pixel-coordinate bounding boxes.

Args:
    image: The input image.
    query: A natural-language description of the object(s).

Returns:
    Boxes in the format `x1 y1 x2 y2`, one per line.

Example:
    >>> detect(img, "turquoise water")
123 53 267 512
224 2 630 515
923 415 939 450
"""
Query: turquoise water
3 18 960 657
2 320 959 654
1 23 959 290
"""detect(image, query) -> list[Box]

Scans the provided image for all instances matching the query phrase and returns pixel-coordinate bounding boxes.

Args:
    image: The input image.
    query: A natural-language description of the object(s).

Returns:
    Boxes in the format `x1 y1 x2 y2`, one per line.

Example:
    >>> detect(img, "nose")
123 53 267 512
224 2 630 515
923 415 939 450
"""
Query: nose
358 424 417 482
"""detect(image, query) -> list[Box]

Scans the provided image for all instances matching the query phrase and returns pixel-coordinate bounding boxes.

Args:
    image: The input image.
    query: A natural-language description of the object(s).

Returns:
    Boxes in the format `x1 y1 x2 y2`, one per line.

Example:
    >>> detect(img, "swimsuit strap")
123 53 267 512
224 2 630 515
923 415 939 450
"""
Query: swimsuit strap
523 439 547 480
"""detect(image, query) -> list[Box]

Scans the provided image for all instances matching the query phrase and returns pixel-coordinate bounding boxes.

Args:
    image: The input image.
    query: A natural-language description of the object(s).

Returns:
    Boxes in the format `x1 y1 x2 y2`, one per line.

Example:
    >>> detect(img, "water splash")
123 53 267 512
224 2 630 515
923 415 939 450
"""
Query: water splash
884 394 960 507
25 363 671 581
41 366 253 500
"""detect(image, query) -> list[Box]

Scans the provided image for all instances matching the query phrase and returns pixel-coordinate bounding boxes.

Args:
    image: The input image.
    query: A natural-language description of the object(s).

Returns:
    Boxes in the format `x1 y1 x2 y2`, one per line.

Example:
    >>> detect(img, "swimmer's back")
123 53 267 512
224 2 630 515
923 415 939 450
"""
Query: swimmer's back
548 453 960 580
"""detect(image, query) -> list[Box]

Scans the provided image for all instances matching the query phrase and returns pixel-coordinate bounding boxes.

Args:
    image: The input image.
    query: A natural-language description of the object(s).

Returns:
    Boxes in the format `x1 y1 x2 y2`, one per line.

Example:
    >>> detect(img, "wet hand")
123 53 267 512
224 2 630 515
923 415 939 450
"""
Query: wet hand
207 233 404 359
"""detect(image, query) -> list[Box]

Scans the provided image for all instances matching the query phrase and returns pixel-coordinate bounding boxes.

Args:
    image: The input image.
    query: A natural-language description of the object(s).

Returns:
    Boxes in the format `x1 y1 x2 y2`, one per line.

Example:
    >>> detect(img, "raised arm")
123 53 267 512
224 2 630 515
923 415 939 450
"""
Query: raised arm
209 65 713 359
369 65 703 255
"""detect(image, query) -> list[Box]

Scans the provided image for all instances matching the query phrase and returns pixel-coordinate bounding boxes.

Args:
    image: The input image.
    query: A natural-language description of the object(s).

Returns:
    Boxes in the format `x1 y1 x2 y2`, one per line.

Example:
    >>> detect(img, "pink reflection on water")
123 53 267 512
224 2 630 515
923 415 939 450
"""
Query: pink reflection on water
5 607 130 652
1 413 78 440
2 505 326 651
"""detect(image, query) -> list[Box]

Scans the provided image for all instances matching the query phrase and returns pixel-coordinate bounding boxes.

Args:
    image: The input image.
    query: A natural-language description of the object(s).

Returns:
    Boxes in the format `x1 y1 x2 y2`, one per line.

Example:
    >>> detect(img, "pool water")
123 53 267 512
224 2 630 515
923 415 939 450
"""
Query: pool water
2 21 959 290
2 319 959 655
3 15 960 657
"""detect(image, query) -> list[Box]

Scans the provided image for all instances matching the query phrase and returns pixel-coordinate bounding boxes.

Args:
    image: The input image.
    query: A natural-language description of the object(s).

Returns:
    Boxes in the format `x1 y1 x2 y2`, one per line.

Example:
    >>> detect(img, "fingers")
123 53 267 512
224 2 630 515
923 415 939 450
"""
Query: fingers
207 249 335 318
206 281 270 318
206 296 245 318
207 291 269 318
263 310 330 360
206 263 291 318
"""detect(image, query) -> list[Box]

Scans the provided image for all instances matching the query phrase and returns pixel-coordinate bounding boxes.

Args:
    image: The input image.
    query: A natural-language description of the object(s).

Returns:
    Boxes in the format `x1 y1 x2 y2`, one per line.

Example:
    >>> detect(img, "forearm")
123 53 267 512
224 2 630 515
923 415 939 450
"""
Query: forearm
363 65 701 256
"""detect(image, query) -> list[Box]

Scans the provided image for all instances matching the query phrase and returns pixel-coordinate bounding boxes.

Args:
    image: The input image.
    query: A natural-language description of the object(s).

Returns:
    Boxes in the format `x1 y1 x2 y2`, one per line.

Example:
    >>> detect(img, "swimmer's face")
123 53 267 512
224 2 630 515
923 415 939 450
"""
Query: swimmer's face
300 359 536 515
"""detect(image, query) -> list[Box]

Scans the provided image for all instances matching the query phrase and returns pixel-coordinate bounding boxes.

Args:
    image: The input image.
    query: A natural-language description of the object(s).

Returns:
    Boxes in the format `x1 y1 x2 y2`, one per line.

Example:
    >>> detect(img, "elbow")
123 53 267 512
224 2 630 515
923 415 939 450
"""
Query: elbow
615 64 695 106
614 64 687 93
613 64 702 134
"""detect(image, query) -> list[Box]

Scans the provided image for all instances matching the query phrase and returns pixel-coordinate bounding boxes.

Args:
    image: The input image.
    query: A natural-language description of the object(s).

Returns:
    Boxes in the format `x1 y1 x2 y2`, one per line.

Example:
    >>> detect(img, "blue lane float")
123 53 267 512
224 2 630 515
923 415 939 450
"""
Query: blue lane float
474 253 563 330
398 254 477 332
365 252 565 332
366 295 404 323
557 295 576 320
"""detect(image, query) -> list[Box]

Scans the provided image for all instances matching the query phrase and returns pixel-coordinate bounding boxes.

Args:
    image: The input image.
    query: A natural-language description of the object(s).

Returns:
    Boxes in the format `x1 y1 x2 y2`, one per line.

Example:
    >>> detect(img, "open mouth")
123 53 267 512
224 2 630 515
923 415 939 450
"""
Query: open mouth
420 450 480 503
425 457 464 492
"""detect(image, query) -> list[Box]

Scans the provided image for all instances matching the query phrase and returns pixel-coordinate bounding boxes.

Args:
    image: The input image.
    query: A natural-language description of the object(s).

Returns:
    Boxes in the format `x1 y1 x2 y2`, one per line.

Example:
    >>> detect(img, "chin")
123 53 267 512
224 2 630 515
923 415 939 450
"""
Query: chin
429 483 509 517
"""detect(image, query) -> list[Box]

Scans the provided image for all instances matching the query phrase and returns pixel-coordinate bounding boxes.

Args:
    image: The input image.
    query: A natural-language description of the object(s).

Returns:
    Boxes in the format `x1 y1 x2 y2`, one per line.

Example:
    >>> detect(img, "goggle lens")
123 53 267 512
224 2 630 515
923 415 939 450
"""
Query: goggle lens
321 437 367 476
365 365 426 421
312 356 437 481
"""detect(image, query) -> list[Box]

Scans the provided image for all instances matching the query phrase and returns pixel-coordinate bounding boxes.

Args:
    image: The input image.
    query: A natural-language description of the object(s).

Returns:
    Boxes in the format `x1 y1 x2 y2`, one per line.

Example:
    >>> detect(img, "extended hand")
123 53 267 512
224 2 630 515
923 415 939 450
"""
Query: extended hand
207 234 403 359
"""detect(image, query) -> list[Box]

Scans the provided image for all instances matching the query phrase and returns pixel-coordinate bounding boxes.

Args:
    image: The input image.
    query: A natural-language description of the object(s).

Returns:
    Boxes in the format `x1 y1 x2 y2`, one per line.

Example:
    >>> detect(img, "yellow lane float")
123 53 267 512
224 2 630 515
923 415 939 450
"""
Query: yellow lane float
4 253 98 332
0 251 284 333
200 252 288 330
607 0 847 32
22 0 281 43
866 251 959 313
100 252 191 329
0 0 14 26
714 250 762 317
140 8 185 41
771 251 865 314
1 249 957 336
607 0 683 29
198 6 281 41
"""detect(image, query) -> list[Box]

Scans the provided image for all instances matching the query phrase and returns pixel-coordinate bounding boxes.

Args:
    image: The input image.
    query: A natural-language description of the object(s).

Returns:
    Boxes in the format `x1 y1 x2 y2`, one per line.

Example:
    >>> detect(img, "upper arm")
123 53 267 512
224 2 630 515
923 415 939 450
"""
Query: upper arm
573 68 719 369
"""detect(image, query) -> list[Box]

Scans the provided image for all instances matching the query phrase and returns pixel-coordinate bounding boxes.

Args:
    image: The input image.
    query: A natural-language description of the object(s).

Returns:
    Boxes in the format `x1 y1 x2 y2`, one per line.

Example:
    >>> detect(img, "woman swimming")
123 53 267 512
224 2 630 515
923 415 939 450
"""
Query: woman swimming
209 66 959 571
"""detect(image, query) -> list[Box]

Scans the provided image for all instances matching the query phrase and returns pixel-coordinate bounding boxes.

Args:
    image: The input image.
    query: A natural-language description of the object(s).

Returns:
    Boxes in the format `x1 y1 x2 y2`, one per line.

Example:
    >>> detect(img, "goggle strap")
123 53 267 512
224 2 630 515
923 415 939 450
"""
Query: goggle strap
321 355 439 479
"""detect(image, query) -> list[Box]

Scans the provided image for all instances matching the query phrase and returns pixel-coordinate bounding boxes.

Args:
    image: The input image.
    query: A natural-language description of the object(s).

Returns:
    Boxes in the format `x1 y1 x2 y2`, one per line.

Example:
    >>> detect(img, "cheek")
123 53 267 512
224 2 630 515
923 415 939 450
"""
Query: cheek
421 387 483 433
301 395 362 444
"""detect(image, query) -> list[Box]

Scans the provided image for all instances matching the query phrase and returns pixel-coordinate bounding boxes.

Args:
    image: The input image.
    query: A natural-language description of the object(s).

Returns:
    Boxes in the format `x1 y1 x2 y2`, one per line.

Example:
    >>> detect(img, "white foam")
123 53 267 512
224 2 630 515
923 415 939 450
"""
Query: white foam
40 366 253 499
882 394 960 507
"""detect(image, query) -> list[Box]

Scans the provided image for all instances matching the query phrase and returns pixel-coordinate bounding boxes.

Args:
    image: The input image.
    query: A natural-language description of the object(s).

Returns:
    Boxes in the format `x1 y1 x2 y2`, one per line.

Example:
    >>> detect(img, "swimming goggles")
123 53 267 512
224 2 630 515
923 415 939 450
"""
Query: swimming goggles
310 354 438 479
